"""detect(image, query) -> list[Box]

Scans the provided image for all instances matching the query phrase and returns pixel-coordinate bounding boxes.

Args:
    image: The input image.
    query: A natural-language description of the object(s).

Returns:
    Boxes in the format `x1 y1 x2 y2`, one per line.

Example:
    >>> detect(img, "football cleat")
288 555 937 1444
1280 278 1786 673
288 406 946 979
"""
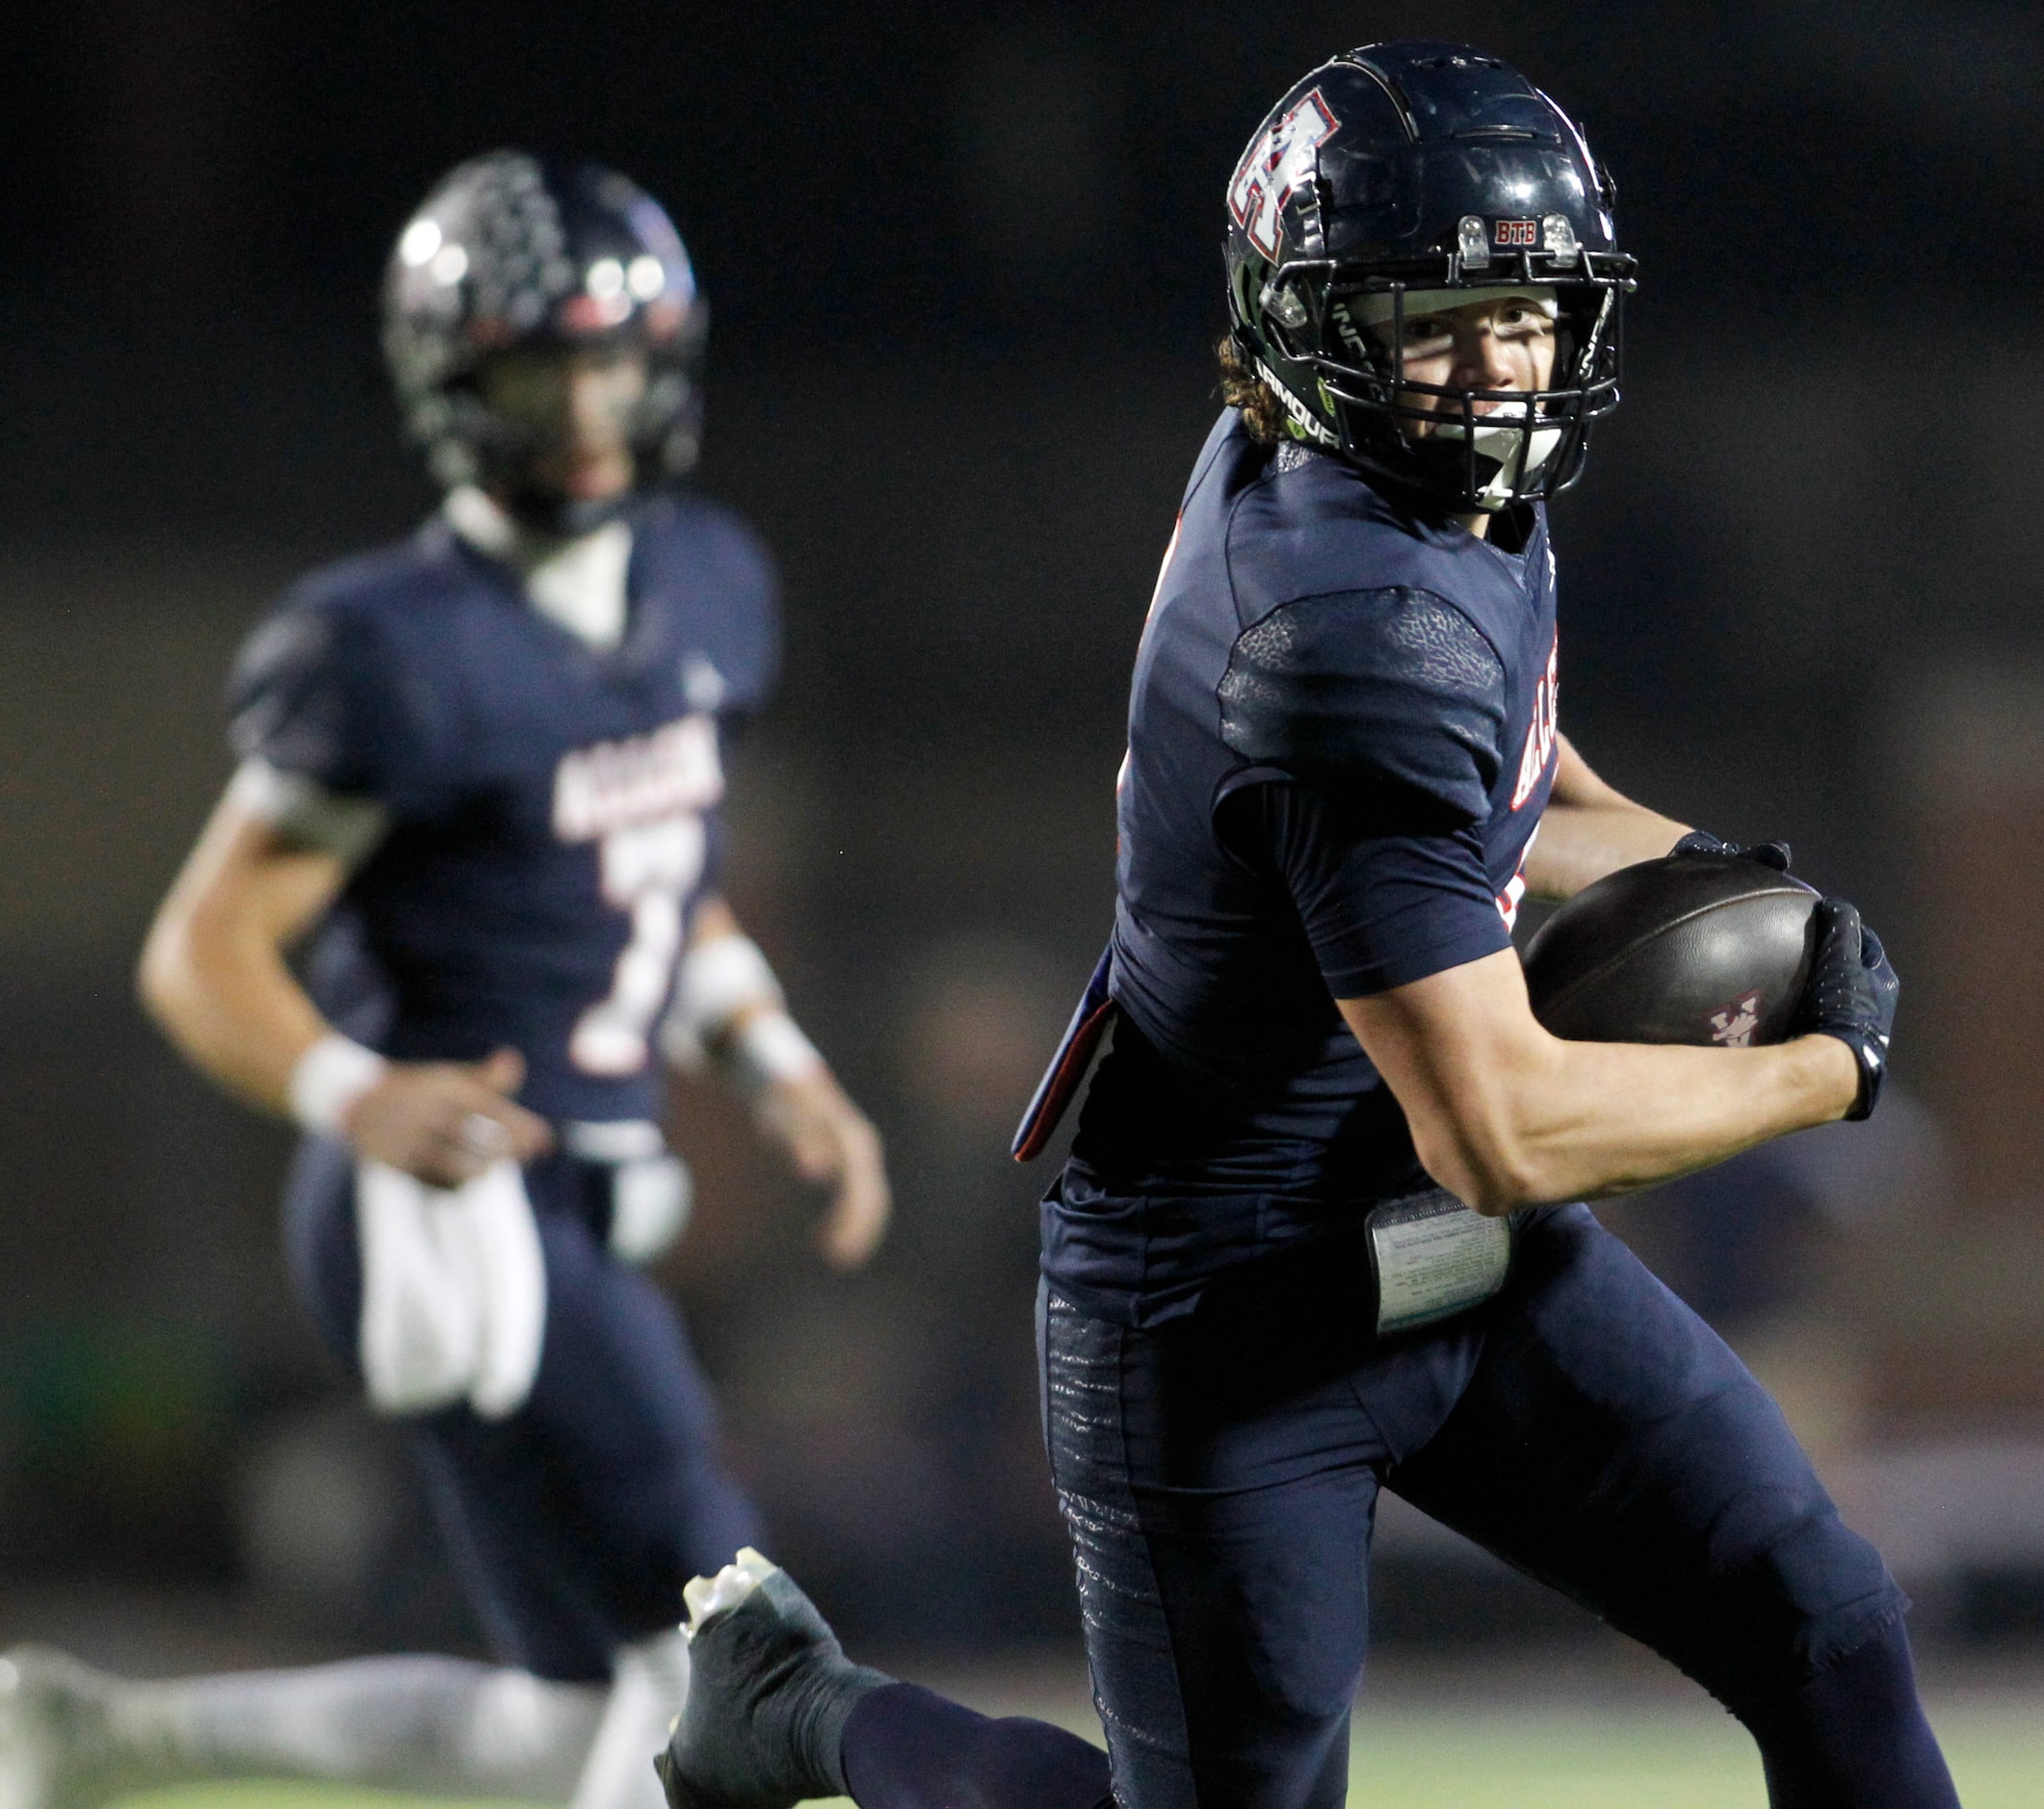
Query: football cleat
655 1549 890 1809
0 1647 144 1809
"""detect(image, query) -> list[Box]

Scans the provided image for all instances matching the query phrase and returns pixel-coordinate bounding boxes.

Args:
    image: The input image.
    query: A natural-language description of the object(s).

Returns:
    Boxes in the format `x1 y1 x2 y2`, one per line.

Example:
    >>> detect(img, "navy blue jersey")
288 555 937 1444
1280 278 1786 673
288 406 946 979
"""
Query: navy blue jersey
1048 414 1559 1324
229 492 778 1125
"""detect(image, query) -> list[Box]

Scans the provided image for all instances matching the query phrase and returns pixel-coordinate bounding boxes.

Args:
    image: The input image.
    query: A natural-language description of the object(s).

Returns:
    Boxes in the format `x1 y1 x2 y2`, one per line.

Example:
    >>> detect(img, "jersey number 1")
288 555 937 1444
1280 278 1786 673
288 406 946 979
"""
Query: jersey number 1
553 713 724 1078
569 815 707 1075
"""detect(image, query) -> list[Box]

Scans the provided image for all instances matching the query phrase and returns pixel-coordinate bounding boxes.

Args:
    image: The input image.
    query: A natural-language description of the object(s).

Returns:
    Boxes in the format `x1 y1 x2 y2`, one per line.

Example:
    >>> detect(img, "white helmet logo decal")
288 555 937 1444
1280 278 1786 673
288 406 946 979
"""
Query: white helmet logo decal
1228 90 1339 261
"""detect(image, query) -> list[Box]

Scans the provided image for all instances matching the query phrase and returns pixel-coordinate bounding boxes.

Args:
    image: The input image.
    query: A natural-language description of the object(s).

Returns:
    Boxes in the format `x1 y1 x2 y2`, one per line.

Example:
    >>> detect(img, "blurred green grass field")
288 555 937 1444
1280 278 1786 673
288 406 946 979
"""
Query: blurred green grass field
110 1691 2044 1809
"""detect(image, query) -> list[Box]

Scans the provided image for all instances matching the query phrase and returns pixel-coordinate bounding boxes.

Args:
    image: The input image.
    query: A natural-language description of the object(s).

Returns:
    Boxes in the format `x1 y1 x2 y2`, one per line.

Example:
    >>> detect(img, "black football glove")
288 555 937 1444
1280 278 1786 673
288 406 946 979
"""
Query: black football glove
1671 829 1793 872
1790 898 1899 1121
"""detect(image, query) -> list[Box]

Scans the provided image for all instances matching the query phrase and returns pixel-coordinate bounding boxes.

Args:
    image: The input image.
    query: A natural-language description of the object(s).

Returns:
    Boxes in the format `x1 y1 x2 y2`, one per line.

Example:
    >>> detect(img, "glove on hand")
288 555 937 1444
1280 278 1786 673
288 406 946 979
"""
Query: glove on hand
1671 829 1793 872
1790 898 1899 1121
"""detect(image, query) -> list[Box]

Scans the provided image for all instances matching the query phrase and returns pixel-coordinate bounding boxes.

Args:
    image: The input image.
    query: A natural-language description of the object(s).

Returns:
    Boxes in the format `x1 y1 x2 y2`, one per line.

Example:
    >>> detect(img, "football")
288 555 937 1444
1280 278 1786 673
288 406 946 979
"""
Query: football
1521 851 1821 1047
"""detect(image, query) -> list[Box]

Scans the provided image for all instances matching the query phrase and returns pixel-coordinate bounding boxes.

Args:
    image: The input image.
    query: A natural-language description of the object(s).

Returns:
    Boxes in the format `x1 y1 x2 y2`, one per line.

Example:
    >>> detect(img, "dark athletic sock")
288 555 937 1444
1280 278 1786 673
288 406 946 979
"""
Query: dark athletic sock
838 1682 1113 1809
1743 1619 1959 1809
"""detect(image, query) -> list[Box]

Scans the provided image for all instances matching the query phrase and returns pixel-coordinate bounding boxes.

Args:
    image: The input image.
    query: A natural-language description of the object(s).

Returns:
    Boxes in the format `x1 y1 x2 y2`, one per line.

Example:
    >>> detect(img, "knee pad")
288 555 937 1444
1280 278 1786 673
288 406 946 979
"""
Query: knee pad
1690 1508 1910 1712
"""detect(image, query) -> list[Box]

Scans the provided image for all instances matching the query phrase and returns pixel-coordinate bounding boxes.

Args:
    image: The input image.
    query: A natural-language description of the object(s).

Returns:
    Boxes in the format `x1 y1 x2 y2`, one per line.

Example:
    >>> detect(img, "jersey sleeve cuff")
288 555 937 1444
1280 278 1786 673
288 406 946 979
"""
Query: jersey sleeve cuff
229 758 390 867
1317 916 1512 1001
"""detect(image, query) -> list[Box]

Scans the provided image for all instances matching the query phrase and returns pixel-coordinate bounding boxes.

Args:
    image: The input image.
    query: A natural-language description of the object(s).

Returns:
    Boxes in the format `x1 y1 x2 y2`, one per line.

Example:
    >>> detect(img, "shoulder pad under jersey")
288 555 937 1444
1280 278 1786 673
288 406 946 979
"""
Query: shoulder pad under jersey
226 573 435 803
636 492 782 718
229 604 354 779
1218 586 1507 824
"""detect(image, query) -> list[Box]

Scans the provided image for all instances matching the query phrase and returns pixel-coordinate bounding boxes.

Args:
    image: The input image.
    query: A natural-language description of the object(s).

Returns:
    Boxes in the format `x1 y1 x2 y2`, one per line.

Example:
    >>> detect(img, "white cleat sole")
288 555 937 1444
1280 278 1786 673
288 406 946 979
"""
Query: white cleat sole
682 1548 779 1638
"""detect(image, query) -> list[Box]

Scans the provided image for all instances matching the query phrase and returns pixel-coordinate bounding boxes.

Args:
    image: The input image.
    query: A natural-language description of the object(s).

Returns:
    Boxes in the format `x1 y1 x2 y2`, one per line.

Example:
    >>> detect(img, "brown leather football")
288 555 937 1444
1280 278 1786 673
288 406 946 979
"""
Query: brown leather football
1521 852 1820 1046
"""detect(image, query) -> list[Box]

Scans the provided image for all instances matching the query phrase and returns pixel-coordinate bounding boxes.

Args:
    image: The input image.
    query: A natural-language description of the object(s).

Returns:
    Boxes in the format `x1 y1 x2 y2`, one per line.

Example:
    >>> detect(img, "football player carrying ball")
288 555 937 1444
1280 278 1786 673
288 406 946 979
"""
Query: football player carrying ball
658 42 1947 1809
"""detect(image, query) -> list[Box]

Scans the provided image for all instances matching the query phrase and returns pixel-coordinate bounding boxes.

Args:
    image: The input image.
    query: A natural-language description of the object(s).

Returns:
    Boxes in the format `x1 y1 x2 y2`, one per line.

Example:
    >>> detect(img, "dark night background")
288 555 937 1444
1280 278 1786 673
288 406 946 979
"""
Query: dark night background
2 1 2043 1666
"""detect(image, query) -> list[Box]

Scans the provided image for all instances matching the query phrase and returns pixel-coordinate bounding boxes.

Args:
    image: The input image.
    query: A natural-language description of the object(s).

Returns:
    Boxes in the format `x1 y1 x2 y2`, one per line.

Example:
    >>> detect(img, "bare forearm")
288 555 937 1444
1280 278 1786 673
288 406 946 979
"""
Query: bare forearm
140 914 328 1114
1441 1033 1858 1209
144 796 559 1182
1523 800 1688 901
1525 733 1688 901
139 800 346 1116
676 897 890 1267
1342 948 1861 1215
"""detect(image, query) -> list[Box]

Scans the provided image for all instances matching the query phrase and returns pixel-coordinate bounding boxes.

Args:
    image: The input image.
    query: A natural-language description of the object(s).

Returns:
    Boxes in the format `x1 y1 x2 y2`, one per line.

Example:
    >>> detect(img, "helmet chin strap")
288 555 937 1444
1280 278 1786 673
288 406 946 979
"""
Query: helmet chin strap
499 485 635 537
451 395 649 538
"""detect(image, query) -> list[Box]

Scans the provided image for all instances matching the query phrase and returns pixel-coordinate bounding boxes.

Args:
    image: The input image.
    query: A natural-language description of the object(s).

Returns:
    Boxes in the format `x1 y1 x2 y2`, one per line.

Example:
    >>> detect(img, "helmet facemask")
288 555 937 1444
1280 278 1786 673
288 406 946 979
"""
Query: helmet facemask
1242 266 1623 513
432 312 708 536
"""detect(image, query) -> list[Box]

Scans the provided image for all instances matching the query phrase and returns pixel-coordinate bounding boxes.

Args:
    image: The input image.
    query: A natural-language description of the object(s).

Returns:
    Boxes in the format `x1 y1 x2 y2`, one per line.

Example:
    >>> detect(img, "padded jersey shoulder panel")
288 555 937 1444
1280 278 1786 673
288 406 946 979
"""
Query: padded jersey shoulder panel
226 531 474 803
227 603 342 774
227 547 424 786
1217 586 1508 826
636 490 783 716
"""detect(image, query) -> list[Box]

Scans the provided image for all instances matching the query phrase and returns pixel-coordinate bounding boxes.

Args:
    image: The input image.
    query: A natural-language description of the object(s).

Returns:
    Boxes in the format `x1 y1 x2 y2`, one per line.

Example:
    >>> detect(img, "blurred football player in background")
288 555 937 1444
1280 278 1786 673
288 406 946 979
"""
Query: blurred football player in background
0 153 886 1809
655 42 1951 1809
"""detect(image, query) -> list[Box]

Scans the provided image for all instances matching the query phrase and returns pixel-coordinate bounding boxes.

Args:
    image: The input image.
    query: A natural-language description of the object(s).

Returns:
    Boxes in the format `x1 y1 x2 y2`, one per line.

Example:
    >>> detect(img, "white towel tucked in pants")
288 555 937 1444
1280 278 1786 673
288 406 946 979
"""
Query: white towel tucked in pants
355 1159 548 1419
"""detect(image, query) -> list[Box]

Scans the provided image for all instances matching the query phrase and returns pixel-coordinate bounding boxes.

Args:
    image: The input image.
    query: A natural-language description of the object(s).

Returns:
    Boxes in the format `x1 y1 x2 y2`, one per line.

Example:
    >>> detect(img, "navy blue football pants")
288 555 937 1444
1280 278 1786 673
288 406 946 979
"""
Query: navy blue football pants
1015 1202 1945 1808
283 1135 764 1683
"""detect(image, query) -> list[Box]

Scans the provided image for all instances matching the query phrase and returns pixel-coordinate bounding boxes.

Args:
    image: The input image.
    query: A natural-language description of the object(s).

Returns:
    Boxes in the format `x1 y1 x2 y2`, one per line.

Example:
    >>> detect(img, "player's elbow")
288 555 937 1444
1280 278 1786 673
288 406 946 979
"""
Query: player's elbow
137 891 229 1042
1409 1113 1548 1217
136 906 193 1030
1418 1148 1542 1217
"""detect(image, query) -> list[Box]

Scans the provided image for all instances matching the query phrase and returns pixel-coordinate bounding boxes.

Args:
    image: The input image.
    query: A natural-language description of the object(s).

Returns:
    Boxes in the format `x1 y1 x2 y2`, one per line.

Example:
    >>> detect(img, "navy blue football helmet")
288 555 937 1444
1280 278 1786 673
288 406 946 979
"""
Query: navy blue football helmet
382 152 708 519
1225 43 1634 511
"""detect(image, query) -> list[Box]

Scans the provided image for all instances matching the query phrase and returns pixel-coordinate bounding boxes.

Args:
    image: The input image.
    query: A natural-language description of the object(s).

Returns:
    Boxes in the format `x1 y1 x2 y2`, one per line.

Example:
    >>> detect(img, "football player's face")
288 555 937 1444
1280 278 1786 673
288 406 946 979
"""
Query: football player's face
1373 297 1557 433
478 349 648 503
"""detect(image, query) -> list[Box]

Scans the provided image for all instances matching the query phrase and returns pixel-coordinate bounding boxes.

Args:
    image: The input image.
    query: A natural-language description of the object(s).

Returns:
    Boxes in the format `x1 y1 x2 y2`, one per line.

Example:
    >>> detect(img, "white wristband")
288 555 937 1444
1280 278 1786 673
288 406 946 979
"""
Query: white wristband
289 1034 388 1137
729 1009 825 1097
661 934 786 1073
